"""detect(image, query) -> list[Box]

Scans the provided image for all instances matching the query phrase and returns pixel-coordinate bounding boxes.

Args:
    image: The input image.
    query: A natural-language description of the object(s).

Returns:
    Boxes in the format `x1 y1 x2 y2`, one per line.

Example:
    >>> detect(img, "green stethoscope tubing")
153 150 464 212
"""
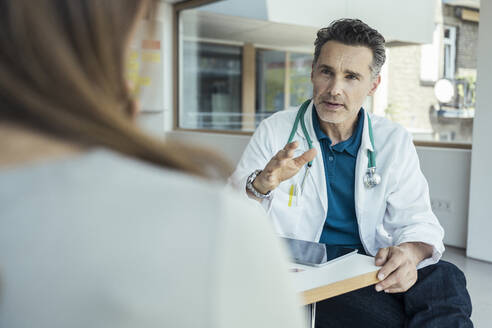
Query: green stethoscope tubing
287 100 315 167
287 99 379 188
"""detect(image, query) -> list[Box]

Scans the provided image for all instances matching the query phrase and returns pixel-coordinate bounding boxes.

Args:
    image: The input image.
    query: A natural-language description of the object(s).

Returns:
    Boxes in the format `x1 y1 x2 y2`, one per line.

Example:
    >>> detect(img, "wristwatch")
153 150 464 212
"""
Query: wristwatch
246 169 272 199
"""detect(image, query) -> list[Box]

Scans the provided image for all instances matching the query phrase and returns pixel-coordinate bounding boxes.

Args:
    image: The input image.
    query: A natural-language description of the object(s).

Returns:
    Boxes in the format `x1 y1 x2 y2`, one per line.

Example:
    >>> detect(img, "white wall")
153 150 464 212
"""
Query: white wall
161 2 174 132
138 112 166 137
417 147 471 248
137 2 173 135
166 131 250 166
467 0 492 262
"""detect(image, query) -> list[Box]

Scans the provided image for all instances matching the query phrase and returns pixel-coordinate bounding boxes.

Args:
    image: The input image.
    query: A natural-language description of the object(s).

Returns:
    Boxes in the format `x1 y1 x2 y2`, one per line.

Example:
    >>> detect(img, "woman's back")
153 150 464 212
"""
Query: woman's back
0 150 304 328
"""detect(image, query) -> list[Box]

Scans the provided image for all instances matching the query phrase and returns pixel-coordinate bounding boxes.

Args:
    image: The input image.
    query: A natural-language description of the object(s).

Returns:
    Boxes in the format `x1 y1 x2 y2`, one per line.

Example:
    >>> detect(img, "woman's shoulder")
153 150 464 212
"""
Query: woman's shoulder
0 148 237 226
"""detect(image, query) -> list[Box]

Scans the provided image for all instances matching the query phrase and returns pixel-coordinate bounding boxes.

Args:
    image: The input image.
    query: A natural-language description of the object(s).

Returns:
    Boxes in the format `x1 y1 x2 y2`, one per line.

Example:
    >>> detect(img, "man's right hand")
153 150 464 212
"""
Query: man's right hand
252 141 317 194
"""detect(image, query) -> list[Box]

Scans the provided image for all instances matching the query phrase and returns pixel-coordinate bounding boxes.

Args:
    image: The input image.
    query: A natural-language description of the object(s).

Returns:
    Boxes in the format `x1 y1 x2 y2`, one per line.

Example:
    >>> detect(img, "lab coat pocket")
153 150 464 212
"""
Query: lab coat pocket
273 183 305 237
286 183 302 207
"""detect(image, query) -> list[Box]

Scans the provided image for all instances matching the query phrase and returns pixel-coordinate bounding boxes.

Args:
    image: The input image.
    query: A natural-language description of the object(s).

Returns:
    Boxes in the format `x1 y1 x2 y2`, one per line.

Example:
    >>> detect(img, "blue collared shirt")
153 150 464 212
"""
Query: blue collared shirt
312 107 364 250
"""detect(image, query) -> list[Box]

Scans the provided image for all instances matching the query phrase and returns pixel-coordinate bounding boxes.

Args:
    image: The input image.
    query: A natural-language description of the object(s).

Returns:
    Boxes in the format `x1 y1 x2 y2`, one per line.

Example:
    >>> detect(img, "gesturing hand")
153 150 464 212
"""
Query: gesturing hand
253 141 317 194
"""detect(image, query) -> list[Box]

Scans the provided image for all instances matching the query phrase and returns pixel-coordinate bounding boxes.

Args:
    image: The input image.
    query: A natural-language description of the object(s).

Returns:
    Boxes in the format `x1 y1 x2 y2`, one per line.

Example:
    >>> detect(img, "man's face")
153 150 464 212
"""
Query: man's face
311 41 380 125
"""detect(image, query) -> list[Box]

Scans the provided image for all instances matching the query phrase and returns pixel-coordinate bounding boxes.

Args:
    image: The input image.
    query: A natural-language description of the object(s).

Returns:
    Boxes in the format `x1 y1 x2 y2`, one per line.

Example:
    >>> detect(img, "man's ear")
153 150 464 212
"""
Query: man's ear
311 62 315 82
368 75 381 96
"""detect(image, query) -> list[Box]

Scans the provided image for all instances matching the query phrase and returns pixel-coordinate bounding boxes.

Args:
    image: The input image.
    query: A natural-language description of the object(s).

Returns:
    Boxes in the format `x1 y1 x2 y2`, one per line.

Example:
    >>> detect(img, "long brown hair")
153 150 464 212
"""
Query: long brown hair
0 0 231 178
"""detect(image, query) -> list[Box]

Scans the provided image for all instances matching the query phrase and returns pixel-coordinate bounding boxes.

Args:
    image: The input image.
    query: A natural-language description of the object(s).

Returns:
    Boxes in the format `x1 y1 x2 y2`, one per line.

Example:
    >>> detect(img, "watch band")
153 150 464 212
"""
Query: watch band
246 169 272 199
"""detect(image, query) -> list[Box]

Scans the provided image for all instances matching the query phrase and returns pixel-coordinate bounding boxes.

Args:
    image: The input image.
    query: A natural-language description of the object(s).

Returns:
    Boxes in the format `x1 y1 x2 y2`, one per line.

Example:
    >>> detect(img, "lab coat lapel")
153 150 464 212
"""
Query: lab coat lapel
295 101 328 216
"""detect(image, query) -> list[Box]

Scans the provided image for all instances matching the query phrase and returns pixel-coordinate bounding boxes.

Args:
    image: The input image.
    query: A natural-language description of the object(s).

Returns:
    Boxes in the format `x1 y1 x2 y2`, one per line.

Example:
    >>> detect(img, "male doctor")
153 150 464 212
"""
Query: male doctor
230 19 472 327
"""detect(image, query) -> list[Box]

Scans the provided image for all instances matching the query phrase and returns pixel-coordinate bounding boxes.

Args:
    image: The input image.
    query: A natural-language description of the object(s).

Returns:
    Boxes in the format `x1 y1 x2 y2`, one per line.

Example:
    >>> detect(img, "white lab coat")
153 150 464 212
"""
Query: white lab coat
230 101 445 269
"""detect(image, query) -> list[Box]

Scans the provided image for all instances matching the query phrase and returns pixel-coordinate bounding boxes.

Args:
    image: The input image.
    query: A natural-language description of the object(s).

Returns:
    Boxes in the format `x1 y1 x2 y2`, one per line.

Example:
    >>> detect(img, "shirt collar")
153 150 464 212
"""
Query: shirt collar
344 109 364 157
312 106 365 157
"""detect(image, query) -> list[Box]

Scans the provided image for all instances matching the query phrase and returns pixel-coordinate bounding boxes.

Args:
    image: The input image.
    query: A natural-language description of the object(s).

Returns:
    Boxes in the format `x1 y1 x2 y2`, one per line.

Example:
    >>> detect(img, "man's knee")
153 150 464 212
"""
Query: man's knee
441 260 466 278
422 260 467 286
404 261 473 326
417 260 471 308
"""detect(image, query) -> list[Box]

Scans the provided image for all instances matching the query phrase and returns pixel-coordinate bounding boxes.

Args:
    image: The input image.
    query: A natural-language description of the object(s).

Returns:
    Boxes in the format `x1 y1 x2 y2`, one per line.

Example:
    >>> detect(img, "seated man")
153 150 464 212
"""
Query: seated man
230 18 472 327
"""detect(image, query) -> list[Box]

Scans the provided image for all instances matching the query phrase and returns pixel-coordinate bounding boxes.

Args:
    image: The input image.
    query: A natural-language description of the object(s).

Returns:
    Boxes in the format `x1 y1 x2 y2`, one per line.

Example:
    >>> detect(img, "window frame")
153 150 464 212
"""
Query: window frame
179 40 244 131
255 47 313 120
173 0 252 135
443 25 457 79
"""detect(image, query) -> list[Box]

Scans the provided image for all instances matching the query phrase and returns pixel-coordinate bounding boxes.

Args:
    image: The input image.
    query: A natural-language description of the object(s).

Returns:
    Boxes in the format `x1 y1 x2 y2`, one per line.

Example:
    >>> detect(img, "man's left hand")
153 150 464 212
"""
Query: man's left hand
374 242 433 293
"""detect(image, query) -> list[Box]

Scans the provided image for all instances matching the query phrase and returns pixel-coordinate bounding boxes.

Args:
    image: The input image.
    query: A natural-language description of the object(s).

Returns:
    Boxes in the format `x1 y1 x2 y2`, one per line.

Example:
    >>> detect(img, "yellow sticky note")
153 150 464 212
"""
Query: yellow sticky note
128 50 139 60
141 53 161 63
138 76 151 86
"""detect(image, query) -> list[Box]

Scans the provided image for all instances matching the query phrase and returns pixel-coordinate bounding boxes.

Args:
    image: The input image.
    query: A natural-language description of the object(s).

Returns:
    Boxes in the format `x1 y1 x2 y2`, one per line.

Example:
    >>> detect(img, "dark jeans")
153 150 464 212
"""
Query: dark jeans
315 260 473 328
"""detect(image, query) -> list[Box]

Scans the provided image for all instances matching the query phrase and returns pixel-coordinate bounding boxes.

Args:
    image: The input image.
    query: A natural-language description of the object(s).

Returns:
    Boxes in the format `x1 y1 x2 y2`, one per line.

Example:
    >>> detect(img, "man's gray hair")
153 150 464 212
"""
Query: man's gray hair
313 18 386 78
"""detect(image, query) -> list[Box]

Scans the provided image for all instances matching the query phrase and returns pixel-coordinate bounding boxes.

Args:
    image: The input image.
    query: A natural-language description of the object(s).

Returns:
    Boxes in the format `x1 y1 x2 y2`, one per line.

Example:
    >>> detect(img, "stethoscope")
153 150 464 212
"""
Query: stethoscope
287 99 381 192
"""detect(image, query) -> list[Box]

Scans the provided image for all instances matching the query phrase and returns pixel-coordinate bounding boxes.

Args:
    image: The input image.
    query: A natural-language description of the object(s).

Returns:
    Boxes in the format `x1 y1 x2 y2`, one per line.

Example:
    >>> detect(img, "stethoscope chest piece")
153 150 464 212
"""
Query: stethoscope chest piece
364 167 381 188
